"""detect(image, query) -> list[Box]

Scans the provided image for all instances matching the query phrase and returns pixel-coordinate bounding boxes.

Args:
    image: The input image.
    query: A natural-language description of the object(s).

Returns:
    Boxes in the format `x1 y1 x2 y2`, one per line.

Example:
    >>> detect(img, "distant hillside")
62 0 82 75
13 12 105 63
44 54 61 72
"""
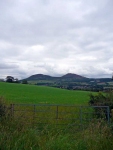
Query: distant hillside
61 73 86 79
25 73 87 81
26 74 52 81
21 73 113 91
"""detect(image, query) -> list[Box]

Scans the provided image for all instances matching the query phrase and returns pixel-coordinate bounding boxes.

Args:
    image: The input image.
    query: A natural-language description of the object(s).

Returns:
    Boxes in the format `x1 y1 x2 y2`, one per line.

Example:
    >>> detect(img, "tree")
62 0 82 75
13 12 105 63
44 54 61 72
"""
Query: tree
6 76 14 83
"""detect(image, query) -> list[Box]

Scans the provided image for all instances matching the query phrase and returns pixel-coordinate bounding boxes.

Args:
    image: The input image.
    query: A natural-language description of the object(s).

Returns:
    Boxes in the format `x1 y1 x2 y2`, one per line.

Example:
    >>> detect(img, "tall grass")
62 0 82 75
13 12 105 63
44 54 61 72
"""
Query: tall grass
1 117 113 150
0 97 113 150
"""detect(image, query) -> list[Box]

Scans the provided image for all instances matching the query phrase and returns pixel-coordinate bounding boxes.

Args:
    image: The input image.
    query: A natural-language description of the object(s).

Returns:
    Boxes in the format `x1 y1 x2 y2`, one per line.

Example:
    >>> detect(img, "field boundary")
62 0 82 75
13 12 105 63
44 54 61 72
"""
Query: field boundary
9 104 110 128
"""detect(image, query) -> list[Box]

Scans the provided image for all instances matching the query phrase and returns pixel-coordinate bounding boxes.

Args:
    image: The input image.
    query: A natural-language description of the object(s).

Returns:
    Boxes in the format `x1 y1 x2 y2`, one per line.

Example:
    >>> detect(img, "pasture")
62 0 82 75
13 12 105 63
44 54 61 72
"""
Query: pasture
0 82 113 150
0 82 95 104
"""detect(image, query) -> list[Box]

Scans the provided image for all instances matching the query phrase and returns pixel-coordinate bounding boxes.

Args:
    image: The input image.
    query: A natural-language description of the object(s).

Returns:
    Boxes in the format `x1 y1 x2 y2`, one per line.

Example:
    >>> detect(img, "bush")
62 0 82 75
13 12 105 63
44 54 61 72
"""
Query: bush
0 97 7 119
89 92 113 120
89 92 113 108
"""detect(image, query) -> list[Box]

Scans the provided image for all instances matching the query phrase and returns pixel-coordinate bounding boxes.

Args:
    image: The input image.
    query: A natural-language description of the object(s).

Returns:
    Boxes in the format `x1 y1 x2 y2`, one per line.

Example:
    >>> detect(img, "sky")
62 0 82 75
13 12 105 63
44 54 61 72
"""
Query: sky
0 0 113 79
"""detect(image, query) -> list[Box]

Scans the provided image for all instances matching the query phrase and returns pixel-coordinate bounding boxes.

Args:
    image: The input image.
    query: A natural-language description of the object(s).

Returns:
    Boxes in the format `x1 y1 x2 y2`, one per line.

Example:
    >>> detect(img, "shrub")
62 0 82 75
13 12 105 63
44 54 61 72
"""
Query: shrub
0 97 7 119
89 92 113 108
89 91 113 120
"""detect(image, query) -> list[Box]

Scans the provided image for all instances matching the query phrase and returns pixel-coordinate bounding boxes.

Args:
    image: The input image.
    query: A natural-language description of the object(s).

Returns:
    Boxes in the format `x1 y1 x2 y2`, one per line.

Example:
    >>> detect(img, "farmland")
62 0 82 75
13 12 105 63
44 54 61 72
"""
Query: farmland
0 82 94 104
1 81 113 150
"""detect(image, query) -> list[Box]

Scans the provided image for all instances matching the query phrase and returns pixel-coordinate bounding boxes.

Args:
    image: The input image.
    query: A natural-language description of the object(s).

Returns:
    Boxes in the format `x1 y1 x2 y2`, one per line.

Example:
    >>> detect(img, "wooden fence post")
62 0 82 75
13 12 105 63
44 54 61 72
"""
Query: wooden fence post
111 109 113 122
56 105 59 119
10 104 14 118
33 105 36 121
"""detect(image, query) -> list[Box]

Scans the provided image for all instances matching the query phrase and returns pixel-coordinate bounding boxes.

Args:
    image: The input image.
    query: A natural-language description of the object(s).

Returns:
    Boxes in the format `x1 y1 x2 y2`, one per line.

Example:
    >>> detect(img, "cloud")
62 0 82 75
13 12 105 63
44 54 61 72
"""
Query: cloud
0 62 18 69
0 0 113 79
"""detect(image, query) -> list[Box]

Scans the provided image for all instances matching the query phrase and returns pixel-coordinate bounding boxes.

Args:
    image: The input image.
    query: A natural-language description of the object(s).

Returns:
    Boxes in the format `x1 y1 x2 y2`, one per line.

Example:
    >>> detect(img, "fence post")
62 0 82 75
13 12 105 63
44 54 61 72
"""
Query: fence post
56 105 59 119
80 106 82 129
10 104 14 118
33 105 36 121
111 109 113 122
107 106 110 124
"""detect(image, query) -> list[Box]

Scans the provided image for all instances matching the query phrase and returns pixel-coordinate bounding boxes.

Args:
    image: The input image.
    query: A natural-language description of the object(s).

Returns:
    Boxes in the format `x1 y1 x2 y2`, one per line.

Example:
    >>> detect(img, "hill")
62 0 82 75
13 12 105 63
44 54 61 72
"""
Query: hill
26 74 53 80
26 73 87 81
61 73 87 79
21 73 113 91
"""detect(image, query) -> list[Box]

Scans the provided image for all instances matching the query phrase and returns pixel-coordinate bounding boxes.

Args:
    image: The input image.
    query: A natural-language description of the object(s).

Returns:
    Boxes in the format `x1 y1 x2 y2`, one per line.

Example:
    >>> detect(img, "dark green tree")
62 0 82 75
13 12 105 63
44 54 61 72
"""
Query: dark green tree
6 76 14 83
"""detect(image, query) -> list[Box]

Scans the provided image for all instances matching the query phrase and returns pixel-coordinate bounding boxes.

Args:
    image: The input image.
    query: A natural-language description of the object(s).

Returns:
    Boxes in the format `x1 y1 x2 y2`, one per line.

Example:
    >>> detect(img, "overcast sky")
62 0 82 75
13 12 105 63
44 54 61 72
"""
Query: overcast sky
0 0 113 79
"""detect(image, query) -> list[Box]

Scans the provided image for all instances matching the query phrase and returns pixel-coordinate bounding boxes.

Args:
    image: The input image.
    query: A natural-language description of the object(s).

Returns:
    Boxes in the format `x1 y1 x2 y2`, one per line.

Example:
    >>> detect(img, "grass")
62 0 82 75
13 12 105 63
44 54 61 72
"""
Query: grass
1 114 113 150
0 82 95 104
0 90 113 150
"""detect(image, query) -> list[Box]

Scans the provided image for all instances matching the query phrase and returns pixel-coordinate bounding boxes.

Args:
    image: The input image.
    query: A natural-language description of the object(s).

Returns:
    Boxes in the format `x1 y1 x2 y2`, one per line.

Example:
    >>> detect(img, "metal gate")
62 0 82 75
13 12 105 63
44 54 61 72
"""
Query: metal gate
10 104 110 128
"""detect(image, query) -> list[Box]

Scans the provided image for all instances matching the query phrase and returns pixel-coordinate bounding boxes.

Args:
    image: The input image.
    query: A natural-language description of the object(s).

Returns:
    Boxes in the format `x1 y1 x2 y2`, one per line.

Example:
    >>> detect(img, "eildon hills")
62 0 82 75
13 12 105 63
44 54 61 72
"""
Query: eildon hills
24 73 87 81
21 73 113 91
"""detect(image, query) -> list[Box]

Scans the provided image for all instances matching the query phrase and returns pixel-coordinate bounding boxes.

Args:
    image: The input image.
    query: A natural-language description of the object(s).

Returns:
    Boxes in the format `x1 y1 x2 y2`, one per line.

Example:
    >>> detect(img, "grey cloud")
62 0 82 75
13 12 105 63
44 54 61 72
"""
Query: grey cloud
0 0 113 79
0 0 87 45
0 63 19 69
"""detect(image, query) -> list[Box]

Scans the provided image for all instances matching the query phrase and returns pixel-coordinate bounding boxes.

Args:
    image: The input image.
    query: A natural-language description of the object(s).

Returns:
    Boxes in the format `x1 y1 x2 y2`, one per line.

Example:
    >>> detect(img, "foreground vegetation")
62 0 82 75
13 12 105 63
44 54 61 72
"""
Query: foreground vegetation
1 121 113 150
0 98 113 150
0 82 95 104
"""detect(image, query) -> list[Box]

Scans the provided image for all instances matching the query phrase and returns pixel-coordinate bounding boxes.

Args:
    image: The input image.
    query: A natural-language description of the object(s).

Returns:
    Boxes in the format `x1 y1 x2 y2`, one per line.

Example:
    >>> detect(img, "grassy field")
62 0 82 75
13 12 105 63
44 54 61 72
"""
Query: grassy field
1 82 113 150
0 82 95 104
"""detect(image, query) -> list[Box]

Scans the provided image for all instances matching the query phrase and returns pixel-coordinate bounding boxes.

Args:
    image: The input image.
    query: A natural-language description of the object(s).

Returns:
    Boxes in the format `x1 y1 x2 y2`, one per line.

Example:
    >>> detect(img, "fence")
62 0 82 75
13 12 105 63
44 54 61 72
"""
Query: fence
9 104 110 129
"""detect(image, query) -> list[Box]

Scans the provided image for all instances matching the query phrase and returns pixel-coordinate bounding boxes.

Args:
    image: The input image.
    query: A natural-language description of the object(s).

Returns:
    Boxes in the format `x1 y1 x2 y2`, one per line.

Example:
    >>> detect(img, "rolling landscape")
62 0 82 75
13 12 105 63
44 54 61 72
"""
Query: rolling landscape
1 0 113 149
1 74 113 149
1 72 113 104
22 73 113 91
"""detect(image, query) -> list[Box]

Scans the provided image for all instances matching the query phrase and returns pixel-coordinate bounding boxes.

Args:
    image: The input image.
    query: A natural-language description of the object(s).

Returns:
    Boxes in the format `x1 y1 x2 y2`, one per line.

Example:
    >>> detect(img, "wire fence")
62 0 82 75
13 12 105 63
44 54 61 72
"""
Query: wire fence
9 104 111 129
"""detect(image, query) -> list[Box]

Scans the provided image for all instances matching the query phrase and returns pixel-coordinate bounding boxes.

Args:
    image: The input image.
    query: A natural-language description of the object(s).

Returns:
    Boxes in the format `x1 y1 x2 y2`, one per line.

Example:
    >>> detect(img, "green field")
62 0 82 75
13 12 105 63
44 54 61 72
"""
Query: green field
1 82 113 150
0 82 95 104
